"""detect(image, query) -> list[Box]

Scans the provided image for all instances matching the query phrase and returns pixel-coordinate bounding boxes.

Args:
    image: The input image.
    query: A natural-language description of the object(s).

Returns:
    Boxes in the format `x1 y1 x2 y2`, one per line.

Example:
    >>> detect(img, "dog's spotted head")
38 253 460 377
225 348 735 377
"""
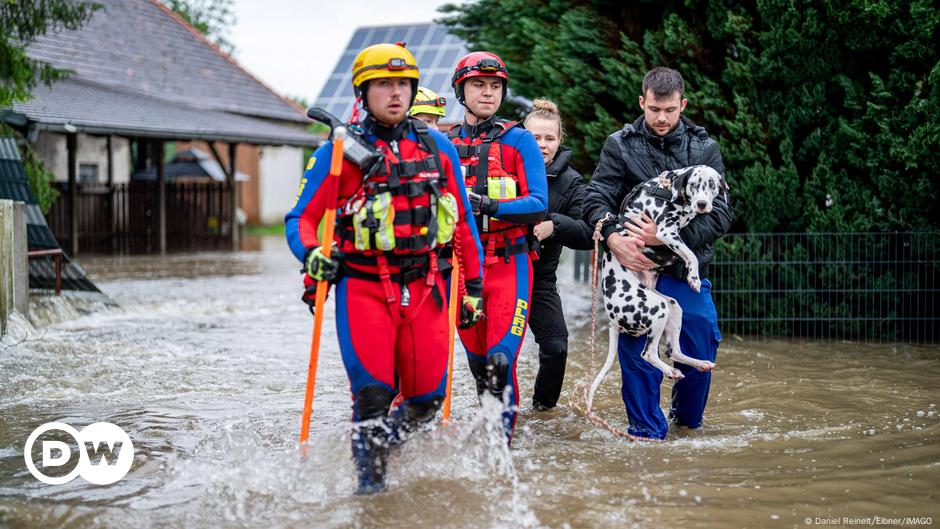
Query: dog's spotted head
667 165 726 214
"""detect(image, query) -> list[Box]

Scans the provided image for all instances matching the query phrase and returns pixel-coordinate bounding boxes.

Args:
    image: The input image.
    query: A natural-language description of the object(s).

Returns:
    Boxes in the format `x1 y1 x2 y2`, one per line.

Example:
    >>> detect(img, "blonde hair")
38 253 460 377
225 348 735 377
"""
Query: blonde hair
525 98 565 142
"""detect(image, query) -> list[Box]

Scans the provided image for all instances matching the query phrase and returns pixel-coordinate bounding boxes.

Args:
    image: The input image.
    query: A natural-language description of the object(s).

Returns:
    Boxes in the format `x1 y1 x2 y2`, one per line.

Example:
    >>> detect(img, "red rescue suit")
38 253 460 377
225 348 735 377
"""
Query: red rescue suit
449 116 548 441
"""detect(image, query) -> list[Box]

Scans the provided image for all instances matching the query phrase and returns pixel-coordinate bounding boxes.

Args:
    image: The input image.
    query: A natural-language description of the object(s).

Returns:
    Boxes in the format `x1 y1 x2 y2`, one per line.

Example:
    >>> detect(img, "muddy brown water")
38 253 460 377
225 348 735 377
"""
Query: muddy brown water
1 236 937 529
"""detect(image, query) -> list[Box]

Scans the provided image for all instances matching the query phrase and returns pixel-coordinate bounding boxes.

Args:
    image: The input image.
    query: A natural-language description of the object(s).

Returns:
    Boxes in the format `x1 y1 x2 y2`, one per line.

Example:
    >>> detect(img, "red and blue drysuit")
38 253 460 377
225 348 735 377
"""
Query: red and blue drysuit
449 116 547 442
286 116 484 491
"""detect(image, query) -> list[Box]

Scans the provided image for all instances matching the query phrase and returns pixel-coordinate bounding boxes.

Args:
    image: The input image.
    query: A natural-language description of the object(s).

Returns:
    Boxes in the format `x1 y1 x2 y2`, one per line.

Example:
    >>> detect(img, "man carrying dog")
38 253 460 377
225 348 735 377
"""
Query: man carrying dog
582 67 733 440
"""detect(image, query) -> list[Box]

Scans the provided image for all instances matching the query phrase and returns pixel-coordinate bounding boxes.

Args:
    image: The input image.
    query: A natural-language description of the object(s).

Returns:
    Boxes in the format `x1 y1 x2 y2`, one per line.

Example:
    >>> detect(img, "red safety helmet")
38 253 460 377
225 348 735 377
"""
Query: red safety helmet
451 51 509 105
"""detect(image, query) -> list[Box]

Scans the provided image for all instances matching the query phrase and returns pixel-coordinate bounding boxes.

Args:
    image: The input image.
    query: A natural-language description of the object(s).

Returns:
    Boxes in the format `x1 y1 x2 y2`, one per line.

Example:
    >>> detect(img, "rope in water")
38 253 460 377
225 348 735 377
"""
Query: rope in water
567 218 648 441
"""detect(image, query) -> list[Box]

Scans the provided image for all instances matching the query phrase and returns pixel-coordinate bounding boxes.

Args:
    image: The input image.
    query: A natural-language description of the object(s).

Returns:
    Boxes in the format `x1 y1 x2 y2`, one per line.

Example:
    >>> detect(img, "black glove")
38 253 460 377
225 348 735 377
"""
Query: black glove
458 278 484 329
467 192 498 216
302 283 319 315
304 246 341 282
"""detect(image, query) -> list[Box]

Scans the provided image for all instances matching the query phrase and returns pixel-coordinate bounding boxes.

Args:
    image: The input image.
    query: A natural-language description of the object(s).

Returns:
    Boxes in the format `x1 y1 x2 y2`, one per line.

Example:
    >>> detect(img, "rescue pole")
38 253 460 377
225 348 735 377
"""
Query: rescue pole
441 258 461 424
300 128 345 450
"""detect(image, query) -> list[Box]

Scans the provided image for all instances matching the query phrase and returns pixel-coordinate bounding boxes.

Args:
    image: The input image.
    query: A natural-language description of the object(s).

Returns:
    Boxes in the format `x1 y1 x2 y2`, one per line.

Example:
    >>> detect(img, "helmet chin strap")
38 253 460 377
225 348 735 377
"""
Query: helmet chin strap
465 103 484 122
459 79 504 126
349 97 363 125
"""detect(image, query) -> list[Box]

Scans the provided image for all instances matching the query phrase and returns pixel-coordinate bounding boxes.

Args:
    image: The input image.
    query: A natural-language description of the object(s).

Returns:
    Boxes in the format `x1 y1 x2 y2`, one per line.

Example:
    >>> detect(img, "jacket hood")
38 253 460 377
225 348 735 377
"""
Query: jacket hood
546 147 572 177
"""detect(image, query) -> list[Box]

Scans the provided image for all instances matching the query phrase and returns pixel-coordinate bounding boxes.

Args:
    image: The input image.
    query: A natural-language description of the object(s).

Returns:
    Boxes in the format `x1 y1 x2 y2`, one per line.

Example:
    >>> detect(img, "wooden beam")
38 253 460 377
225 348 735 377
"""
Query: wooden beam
207 141 232 180
67 132 78 256
106 135 114 187
107 135 115 253
228 142 238 251
151 139 166 255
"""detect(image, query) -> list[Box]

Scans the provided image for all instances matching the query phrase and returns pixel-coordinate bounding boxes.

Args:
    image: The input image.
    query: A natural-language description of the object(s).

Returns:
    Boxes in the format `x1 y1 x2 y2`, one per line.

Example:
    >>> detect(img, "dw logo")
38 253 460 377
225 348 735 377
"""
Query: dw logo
24 422 134 485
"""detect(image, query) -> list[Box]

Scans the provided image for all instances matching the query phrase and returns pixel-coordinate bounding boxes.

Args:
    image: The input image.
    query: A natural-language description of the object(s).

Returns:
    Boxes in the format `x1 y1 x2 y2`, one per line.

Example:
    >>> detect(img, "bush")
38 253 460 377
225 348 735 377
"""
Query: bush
440 0 940 232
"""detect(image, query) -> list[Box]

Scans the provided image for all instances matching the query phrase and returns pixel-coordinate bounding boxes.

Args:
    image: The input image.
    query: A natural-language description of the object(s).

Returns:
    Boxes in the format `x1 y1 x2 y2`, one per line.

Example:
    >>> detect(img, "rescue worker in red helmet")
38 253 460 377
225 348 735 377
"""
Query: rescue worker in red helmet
448 51 548 442
285 43 484 494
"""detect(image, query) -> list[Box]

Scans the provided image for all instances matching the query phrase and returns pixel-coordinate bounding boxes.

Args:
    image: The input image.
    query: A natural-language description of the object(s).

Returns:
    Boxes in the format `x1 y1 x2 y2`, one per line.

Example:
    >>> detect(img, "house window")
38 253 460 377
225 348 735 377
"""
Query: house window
79 163 99 183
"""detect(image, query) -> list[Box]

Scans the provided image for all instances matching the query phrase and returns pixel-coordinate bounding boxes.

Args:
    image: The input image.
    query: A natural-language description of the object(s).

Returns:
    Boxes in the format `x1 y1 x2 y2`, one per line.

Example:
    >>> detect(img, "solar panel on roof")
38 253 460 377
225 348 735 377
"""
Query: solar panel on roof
321 78 341 100
428 26 447 45
410 26 429 46
439 48 462 69
350 29 368 49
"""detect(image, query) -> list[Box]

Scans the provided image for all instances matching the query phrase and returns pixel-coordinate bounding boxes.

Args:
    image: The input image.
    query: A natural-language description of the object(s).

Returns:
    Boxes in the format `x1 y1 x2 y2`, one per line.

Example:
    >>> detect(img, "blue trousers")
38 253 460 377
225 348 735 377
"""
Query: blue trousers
617 275 722 439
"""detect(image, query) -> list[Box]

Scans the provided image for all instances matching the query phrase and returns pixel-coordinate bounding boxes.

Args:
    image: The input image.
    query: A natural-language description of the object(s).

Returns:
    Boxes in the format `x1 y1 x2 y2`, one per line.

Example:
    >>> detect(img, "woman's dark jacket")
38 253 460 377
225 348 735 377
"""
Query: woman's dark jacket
533 147 594 285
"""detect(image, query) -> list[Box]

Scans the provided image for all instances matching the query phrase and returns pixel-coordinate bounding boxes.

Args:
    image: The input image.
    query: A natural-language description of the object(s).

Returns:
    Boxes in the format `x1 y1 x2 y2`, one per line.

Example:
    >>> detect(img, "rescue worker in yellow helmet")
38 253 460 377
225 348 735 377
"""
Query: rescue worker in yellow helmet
408 86 447 130
285 42 485 494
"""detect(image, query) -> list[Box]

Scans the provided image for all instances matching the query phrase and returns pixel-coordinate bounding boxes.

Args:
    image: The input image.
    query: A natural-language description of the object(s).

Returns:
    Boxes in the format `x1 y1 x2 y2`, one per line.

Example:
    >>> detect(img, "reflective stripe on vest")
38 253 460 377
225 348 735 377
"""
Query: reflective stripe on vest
337 122 449 258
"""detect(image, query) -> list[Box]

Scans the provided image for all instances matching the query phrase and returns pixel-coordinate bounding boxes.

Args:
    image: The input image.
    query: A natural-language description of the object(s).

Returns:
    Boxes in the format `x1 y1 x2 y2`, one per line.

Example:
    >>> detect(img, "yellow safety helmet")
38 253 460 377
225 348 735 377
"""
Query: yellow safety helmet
409 86 447 118
351 43 420 100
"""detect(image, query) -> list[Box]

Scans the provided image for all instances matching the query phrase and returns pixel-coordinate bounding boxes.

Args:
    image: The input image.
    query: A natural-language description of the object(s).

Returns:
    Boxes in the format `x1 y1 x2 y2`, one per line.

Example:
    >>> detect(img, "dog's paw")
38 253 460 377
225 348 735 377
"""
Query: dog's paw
687 275 701 292
695 361 716 372
666 367 685 380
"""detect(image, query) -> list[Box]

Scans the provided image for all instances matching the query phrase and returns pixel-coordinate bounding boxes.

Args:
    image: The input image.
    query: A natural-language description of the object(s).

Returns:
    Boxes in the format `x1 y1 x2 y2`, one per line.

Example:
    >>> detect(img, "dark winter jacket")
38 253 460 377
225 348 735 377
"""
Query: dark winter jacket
582 115 733 278
533 147 594 286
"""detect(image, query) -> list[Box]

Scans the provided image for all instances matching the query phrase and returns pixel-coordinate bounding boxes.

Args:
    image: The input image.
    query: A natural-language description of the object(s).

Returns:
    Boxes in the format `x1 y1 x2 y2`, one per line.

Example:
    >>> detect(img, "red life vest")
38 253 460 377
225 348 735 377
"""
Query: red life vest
449 119 535 261
332 120 456 302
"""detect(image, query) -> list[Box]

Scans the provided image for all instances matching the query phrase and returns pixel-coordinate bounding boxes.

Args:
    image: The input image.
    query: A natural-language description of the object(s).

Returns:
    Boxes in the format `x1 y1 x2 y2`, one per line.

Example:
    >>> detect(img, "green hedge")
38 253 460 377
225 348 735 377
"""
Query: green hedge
440 0 940 232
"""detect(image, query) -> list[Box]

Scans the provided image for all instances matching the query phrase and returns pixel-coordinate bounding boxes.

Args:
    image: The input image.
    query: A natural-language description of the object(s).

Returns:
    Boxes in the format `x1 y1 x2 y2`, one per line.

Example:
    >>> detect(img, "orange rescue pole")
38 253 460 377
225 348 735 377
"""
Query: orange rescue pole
441 258 460 424
300 128 345 449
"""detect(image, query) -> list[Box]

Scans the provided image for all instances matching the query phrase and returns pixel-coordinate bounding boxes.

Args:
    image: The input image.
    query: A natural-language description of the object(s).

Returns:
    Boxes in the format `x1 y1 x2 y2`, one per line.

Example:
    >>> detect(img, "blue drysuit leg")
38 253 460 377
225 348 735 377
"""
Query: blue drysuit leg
617 275 721 438
660 275 721 428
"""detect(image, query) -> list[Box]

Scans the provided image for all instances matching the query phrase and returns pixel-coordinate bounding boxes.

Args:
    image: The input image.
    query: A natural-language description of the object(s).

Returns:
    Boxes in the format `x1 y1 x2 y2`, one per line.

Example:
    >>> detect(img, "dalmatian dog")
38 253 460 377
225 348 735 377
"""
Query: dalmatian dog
587 165 726 410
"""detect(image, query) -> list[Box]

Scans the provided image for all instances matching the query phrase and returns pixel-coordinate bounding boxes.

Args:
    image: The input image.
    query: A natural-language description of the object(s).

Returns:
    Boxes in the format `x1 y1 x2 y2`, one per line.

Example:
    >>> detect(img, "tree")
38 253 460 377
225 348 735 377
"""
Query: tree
439 0 940 232
1 1 99 213
0 0 99 108
162 0 237 55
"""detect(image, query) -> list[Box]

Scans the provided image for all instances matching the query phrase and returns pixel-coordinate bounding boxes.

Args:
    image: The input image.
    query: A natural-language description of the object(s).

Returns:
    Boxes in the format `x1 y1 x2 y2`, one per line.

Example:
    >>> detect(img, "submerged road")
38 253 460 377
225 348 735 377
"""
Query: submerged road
1 236 938 528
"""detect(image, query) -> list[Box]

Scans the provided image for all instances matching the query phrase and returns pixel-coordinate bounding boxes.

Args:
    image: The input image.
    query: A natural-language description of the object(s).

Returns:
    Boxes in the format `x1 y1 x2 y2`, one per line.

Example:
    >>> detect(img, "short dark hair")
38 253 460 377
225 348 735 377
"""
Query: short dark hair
642 67 684 99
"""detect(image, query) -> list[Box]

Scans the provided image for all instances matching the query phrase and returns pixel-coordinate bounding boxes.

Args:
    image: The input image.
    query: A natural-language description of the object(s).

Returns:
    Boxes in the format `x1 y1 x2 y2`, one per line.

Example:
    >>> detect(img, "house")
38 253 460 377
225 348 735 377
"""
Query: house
1 0 322 255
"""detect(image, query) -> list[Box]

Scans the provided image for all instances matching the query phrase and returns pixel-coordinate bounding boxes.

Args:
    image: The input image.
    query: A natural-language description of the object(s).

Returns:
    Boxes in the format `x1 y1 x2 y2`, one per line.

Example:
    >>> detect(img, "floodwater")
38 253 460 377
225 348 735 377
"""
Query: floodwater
1 236 938 529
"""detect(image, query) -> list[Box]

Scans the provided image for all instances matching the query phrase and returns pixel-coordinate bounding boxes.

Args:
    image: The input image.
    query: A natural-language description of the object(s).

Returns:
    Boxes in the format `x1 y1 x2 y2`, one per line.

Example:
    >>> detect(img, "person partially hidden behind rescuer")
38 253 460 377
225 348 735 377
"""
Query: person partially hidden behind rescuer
522 98 593 411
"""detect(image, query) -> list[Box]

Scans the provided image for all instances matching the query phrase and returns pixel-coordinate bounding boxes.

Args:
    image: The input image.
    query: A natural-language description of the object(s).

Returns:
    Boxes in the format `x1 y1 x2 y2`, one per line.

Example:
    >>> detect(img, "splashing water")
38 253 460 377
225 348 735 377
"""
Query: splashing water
1 236 938 528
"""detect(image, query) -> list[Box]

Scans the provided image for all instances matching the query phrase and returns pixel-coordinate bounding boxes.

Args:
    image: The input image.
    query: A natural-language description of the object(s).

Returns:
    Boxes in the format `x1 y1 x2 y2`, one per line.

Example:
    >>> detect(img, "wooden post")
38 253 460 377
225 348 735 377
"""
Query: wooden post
152 139 166 255
106 135 114 187
67 132 78 256
228 142 238 251
107 135 115 253
12 202 28 313
1 200 12 335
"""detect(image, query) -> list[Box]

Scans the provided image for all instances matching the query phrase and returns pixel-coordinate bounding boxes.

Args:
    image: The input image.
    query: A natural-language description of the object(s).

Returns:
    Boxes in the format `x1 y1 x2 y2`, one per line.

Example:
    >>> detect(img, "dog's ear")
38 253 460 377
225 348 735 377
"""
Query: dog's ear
707 169 730 202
